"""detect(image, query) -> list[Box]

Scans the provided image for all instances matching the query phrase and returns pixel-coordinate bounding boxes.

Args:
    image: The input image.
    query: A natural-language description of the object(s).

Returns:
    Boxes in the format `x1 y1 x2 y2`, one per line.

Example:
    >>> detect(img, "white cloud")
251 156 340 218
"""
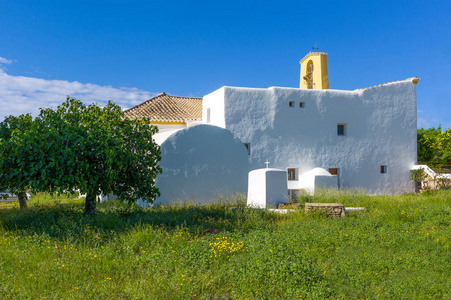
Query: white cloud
0 57 14 65
0 62 155 120
0 57 15 71
417 117 435 129
417 112 451 130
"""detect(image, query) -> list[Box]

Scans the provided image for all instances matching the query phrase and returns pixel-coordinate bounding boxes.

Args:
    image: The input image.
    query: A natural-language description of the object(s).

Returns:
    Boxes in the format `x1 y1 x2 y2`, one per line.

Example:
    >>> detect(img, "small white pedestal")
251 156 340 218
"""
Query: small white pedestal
247 168 288 209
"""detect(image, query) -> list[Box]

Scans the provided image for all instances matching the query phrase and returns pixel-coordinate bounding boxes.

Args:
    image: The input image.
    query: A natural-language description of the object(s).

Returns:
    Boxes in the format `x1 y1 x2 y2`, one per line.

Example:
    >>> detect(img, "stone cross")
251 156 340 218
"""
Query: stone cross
265 159 270 168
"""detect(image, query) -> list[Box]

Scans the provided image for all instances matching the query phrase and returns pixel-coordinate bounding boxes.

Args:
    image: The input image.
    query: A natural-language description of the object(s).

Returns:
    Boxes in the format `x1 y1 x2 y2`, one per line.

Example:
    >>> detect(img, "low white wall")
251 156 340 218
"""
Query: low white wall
411 165 451 179
149 124 250 206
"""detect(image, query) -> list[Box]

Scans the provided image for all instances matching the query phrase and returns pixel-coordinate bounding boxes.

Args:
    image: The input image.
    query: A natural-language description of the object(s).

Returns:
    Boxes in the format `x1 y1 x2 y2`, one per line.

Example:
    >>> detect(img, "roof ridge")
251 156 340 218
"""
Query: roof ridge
166 94 202 100
122 92 168 113
123 92 202 113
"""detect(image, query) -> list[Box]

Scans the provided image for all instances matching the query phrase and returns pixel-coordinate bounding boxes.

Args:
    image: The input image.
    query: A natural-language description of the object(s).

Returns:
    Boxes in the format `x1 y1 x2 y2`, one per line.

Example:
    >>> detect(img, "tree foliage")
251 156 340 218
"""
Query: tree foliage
417 126 451 166
0 98 162 214
0 114 34 209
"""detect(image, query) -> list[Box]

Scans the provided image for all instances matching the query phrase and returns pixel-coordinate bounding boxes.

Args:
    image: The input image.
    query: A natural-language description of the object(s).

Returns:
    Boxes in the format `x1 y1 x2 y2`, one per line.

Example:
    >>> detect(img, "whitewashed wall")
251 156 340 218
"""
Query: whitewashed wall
202 79 418 194
155 123 187 133
203 87 226 128
150 124 249 206
152 121 202 133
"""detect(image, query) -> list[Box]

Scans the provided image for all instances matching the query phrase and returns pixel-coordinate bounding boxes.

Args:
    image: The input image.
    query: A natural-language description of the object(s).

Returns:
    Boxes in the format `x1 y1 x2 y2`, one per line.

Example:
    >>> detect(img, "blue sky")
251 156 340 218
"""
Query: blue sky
0 0 450 128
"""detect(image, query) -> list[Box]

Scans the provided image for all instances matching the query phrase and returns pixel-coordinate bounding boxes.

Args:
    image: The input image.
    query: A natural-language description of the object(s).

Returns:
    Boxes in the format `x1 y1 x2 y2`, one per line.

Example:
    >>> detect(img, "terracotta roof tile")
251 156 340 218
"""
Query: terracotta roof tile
123 92 202 122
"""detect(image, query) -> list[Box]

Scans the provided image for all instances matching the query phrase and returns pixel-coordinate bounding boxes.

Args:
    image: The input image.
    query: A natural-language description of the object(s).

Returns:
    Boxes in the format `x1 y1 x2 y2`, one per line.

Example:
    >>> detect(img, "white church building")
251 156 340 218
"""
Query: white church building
125 52 420 205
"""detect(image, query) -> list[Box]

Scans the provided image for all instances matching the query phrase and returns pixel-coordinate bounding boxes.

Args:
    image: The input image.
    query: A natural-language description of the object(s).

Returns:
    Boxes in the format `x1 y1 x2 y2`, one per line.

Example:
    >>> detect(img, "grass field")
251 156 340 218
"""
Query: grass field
0 189 450 299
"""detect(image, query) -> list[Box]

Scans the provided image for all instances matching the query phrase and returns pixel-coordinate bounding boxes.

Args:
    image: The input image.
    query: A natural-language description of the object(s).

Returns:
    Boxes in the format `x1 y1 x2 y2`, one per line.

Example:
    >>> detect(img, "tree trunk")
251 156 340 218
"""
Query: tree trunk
84 192 96 215
17 192 28 210
414 181 420 193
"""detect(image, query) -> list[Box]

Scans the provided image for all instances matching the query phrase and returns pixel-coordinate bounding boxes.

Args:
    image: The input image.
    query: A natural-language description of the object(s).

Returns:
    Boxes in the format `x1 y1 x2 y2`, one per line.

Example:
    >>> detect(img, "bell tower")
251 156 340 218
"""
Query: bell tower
299 52 329 89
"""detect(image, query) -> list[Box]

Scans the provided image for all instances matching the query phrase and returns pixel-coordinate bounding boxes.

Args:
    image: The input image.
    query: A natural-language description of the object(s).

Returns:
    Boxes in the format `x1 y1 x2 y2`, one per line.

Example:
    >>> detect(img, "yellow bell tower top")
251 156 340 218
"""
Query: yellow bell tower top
299 52 329 89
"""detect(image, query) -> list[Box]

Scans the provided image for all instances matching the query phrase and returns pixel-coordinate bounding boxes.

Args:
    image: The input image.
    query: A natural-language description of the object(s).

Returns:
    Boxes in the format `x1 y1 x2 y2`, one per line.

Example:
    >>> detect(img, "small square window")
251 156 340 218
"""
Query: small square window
287 168 296 181
329 168 338 175
289 101 294 107
380 165 387 174
337 124 346 136
300 102 305 108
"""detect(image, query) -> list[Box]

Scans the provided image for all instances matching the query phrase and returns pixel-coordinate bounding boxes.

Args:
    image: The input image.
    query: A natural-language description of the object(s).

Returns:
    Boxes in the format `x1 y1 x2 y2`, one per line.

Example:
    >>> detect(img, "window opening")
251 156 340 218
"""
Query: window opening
337 124 346 136
289 101 294 107
380 165 387 174
206 108 211 123
303 60 314 89
329 168 338 175
287 168 296 181
300 102 305 108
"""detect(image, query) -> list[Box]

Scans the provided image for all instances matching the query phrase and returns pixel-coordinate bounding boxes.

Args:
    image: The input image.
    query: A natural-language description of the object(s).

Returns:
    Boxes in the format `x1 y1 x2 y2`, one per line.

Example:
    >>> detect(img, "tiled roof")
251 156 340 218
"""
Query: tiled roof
123 92 202 122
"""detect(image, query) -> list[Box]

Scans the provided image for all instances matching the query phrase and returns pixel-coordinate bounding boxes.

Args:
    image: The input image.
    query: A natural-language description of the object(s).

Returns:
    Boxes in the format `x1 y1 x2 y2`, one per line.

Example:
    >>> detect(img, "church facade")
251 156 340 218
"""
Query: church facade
126 52 419 203
203 79 419 194
202 52 419 194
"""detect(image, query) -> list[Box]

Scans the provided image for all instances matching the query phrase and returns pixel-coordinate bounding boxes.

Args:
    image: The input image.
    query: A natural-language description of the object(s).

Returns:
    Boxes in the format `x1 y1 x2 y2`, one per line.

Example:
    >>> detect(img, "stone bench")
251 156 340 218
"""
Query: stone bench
305 202 345 217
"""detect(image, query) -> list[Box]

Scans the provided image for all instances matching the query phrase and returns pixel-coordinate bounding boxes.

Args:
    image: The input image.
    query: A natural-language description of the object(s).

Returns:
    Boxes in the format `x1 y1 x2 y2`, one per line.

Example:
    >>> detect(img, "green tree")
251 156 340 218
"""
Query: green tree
433 129 451 164
0 114 34 209
417 126 451 166
417 127 440 164
0 98 162 214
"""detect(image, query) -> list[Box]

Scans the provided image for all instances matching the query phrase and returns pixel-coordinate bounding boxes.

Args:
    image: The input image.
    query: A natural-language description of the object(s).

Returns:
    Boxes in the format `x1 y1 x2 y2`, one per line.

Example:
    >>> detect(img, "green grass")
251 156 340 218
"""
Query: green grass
0 191 84 209
0 189 450 299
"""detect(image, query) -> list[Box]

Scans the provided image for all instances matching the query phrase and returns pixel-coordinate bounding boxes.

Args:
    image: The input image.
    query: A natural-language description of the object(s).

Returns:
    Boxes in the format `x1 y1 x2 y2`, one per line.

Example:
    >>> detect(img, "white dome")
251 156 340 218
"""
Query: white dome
303 167 332 176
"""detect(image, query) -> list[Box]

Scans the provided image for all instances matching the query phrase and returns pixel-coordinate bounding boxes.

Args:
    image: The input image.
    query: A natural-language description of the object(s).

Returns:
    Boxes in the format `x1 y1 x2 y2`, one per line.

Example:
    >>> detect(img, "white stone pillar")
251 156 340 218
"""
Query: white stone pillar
247 168 288 209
